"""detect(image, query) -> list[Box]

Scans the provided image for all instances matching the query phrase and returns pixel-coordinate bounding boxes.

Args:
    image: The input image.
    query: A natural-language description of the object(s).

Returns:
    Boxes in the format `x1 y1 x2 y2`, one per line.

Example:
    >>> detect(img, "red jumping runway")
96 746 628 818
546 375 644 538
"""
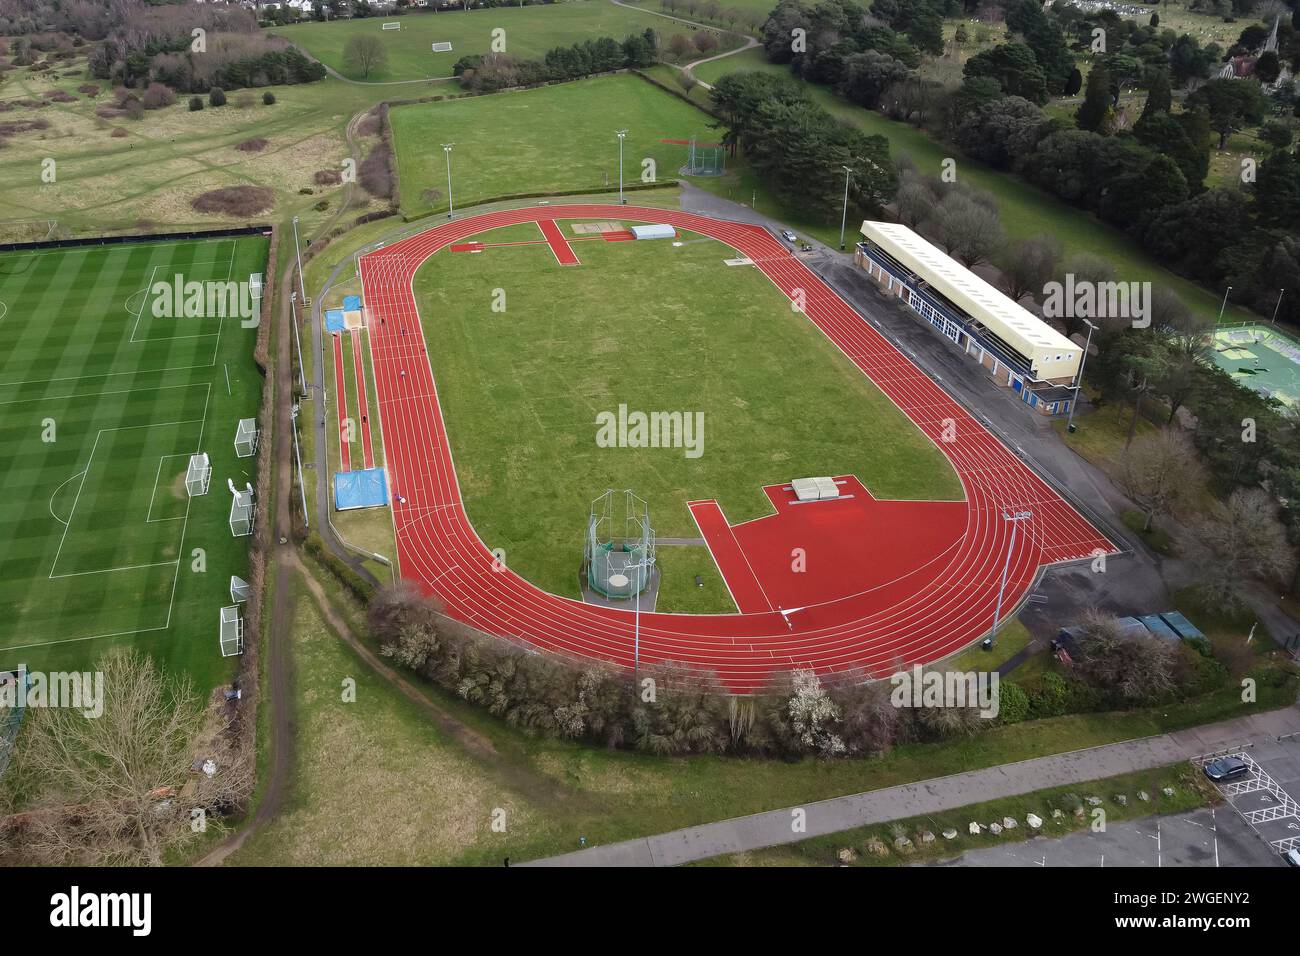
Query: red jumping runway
332 333 350 473
358 205 1115 693
351 328 375 470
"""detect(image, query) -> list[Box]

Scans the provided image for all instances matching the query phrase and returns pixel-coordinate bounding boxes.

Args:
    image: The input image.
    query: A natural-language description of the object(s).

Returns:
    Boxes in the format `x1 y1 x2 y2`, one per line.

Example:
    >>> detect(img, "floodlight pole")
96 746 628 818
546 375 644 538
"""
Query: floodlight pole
1064 318 1097 432
290 291 306 395
616 130 628 205
1271 288 1285 326
290 404 309 530
291 215 306 303
990 511 1032 643
442 144 455 218
1217 285 1233 322
838 165 852 251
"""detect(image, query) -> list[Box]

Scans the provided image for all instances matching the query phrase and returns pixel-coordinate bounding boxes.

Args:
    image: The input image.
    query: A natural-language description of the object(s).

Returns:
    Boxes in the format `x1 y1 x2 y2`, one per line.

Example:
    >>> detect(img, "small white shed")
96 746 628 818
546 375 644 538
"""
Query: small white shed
631 224 676 241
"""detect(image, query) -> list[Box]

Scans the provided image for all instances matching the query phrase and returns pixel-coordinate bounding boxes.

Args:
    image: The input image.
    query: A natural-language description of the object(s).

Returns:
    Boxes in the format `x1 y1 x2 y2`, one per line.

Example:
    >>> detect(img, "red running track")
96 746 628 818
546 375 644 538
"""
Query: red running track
351 328 375 470
331 332 350 473
359 205 1116 693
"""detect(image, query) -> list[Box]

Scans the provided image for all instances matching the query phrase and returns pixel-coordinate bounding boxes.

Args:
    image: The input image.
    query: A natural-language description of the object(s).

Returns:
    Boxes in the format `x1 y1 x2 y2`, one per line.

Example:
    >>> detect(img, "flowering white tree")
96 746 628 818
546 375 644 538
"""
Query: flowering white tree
787 669 846 757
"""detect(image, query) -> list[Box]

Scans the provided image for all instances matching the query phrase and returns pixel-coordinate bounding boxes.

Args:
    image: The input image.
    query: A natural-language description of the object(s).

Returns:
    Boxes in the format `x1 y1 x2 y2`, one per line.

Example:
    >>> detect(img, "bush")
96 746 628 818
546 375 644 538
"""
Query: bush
235 137 269 152
191 185 275 217
997 681 1031 724
188 96 203 112
141 82 176 110
208 87 227 108
313 169 342 186
263 91 276 105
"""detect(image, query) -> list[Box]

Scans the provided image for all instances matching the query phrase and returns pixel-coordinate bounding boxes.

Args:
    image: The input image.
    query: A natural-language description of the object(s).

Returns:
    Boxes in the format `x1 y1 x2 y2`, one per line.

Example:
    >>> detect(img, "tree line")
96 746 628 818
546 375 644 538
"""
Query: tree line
451 30 660 93
364 581 1263 760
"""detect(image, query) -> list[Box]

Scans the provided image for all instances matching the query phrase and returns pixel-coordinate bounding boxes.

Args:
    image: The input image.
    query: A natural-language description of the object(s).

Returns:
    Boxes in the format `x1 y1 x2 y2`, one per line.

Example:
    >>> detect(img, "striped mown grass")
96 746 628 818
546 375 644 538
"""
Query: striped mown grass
0 235 267 686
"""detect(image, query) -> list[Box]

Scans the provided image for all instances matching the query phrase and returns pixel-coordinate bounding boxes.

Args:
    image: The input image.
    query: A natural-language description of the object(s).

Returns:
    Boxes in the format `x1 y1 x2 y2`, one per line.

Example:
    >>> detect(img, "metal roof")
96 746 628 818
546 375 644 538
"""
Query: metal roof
860 221 1077 361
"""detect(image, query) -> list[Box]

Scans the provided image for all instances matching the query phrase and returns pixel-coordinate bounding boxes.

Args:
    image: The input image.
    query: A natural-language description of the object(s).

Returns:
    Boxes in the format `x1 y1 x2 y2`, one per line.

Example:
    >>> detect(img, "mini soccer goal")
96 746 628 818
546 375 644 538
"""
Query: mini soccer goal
228 479 255 538
431 41 454 52
219 606 244 657
584 489 655 600
382 21 401 29
234 418 259 459
230 575 251 604
185 452 211 497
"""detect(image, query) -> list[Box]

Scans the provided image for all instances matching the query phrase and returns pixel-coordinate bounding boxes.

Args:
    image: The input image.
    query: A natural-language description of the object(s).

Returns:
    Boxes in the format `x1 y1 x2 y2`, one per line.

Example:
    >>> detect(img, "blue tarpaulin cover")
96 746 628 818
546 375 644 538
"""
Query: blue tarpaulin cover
325 308 346 332
334 467 389 511
343 294 362 312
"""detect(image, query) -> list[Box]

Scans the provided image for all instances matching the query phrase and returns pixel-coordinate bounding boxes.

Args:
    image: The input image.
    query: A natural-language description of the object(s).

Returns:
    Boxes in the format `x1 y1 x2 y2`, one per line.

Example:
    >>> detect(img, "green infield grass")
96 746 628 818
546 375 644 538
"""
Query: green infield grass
270 3 738 83
0 235 267 686
408 220 962 609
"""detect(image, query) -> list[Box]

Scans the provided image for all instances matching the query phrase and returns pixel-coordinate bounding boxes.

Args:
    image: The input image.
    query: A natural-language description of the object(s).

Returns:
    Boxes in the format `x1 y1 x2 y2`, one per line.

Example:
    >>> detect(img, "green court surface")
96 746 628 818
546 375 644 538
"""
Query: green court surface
1209 325 1300 407
412 221 962 609
0 236 267 684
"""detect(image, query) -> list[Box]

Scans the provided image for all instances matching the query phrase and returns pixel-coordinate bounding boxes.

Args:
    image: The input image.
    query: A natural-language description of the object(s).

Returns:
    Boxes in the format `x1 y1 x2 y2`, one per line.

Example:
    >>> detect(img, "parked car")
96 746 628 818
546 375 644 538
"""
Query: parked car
1203 756 1250 782
780 229 797 244
1284 848 1300 867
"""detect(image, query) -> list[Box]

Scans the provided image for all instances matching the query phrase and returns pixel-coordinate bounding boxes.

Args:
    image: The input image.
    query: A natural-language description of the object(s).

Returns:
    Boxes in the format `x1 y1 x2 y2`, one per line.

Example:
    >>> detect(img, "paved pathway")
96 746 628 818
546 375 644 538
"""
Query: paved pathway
522 704 1300 866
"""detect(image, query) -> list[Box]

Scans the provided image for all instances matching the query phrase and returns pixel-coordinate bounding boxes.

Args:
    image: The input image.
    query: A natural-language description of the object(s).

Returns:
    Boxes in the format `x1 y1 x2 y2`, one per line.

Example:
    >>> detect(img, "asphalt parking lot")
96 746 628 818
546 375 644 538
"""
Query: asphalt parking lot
1196 739 1300 857
938 739 1300 867
937 807 1280 867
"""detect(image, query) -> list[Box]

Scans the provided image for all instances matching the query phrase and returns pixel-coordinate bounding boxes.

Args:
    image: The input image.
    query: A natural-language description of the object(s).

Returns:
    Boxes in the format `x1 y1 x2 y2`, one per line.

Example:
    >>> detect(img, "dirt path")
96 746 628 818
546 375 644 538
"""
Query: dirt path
195 232 304 868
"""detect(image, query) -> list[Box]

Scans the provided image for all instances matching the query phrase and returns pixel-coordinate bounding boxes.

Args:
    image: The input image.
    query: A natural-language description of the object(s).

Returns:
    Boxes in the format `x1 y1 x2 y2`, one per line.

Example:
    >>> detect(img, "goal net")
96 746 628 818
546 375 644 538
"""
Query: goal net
431 41 454 52
185 452 211 497
234 418 259 459
219 606 244 657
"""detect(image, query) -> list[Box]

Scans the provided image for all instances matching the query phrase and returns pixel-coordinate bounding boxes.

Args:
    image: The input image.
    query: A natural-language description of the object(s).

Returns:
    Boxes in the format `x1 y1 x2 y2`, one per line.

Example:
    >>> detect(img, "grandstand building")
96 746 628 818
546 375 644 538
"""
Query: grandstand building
855 221 1082 416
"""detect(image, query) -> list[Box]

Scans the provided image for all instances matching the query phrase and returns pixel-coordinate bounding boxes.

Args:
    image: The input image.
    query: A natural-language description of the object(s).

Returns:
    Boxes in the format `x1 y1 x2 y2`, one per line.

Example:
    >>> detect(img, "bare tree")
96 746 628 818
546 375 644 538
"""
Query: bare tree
1188 488 1294 611
3 649 252 866
344 34 388 79
927 191 1005 268
1074 611 1178 703
1118 428 1204 531
999 234 1062 303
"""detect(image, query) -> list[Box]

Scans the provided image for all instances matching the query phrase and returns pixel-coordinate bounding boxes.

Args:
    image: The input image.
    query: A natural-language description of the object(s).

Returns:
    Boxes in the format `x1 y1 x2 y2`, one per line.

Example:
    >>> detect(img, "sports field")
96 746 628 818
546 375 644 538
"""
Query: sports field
1210 325 1300 407
271 3 736 82
390 74 737 216
410 219 963 608
0 236 267 684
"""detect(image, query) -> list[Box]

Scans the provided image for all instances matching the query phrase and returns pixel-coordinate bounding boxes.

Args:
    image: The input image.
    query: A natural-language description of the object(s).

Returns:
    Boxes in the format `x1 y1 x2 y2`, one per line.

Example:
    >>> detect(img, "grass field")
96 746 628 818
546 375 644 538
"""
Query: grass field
390 73 740 215
409 219 962 607
226 559 1294 865
0 236 267 686
270 3 739 82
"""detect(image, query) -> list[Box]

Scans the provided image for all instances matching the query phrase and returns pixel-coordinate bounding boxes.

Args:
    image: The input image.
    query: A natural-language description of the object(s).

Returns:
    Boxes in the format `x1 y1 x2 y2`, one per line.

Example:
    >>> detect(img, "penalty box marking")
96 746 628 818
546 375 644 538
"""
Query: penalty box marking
48 383 211 583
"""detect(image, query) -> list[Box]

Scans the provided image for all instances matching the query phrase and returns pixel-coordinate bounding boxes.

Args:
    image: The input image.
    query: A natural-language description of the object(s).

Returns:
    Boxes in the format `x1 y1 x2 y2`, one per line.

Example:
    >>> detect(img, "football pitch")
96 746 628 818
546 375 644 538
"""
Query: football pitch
410 220 963 610
0 235 267 684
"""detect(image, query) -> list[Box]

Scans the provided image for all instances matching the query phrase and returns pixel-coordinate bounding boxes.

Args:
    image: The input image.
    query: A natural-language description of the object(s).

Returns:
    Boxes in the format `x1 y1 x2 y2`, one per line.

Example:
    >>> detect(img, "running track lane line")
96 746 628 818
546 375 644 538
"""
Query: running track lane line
688 500 772 614
357 206 1117 692
351 328 375 469
332 332 350 473
537 219 580 266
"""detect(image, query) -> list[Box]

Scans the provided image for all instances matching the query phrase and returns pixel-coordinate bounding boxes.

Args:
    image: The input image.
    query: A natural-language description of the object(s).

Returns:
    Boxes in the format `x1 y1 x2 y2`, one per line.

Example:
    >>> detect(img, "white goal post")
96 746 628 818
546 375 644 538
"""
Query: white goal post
219 606 244 657
185 452 211 497
382 21 401 30
234 417 259 459
229 479 255 538
431 41 454 52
